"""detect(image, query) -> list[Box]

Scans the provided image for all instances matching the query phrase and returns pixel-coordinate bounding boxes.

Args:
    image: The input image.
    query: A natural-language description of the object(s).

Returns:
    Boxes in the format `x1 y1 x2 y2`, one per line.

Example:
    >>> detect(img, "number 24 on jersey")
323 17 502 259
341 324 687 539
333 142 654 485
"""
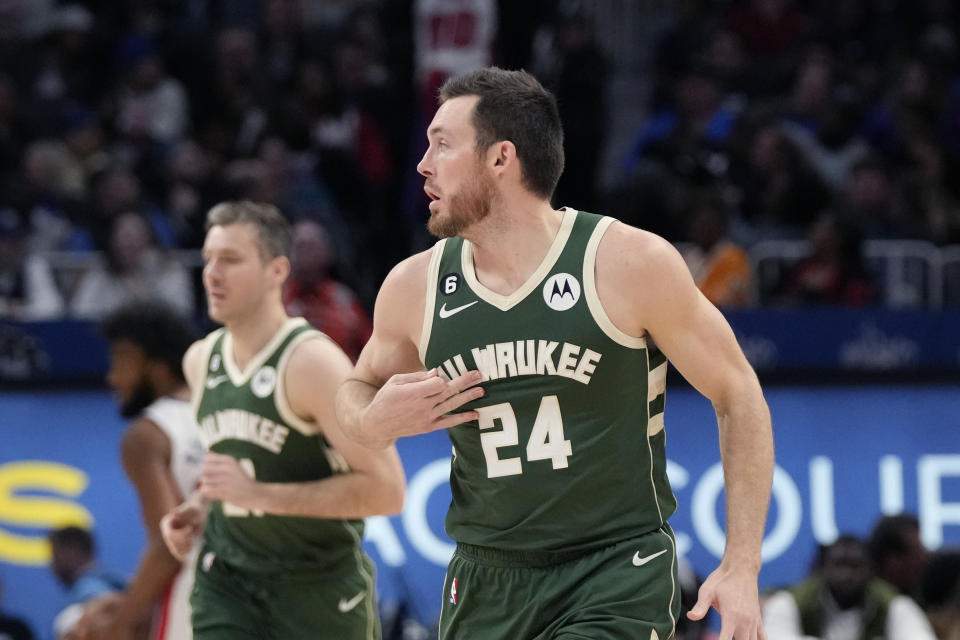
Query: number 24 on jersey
477 395 572 478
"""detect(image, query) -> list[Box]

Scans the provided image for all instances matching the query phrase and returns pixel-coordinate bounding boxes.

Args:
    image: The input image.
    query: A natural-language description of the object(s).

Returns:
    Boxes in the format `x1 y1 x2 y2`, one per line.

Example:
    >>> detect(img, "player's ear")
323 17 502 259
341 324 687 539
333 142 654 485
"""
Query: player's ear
490 140 515 170
271 255 291 284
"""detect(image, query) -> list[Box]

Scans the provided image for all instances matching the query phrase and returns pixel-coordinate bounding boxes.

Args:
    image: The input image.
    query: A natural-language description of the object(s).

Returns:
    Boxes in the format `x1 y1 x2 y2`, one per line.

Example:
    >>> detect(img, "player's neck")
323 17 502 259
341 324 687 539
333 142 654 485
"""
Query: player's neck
465 200 563 296
225 302 290 371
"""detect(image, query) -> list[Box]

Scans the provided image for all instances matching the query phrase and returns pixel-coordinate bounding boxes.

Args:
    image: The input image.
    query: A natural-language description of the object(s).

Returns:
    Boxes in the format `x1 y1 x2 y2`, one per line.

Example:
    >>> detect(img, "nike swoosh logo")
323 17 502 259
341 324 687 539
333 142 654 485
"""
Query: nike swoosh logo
337 591 366 613
438 300 478 319
205 375 229 389
632 549 668 567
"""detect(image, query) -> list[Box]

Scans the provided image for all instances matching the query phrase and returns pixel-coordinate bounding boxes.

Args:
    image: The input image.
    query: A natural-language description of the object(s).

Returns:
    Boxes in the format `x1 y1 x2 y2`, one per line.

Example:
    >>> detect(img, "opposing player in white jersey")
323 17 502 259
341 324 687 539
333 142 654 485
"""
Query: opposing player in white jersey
81 301 205 640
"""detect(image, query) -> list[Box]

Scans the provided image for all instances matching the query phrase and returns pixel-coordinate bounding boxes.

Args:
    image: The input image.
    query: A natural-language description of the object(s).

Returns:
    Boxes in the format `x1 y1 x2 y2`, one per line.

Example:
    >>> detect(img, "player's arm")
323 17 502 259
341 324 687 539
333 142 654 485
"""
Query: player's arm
200 337 405 518
335 249 483 449
158 340 210 560
598 223 773 640
106 420 185 632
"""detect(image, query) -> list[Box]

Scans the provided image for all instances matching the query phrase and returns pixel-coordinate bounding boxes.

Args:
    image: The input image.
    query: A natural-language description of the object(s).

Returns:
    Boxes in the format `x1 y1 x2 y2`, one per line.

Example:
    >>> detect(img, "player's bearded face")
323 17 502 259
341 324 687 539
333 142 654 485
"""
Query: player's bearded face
120 375 156 418
427 158 495 238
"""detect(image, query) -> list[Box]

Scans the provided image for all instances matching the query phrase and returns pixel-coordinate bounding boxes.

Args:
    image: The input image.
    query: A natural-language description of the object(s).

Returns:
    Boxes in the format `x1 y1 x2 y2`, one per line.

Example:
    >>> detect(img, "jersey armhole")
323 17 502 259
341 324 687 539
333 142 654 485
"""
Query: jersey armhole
418 239 447 364
274 330 329 437
189 329 224 414
274 330 352 473
582 217 647 349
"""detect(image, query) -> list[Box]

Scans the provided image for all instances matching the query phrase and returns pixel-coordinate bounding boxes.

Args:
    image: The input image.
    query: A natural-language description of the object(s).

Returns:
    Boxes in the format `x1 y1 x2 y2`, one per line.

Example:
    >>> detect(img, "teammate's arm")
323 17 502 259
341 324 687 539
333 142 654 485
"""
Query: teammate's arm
199 336 406 518
597 223 773 640
335 250 483 449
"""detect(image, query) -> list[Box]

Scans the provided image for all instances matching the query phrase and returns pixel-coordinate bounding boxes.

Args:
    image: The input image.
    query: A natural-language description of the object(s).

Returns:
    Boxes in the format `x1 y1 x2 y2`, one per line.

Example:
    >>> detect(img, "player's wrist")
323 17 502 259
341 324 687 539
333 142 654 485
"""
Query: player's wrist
358 405 393 449
718 554 762 576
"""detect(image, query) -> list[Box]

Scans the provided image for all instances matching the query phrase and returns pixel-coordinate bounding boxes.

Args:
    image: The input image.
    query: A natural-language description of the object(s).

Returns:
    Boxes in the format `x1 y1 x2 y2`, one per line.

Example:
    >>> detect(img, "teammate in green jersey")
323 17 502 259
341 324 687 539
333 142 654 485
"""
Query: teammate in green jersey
336 68 774 640
160 201 405 640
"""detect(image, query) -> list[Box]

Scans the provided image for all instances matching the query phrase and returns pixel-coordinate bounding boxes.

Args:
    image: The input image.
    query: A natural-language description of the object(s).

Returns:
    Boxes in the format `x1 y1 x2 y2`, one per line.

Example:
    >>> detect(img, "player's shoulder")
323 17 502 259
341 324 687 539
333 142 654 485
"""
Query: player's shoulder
373 246 438 317
182 329 223 388
597 220 686 277
285 331 351 376
121 414 172 467
382 245 437 291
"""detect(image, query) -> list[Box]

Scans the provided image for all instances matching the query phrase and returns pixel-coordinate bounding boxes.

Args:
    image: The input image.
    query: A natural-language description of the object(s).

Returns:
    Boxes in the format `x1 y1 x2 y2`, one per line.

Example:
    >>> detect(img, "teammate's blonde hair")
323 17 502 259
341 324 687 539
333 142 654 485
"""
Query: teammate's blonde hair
206 200 292 261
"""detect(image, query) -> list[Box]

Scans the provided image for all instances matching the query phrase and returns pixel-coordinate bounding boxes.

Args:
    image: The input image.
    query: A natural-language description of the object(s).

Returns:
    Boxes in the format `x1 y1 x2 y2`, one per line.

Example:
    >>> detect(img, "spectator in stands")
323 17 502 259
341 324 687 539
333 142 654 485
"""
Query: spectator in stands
682 193 754 308
61 106 110 188
731 117 829 235
780 90 871 193
0 207 64 319
922 549 960 640
164 139 221 249
0 73 27 177
723 0 808 60
869 514 929 599
537 8 610 212
777 212 876 307
0 570 35 640
87 166 176 251
26 4 107 129
763 535 936 639
841 156 918 239
196 27 270 158
899 131 960 245
69 211 193 319
49 526 125 606
621 60 738 178
114 35 189 147
781 49 834 135
615 60 738 239
283 219 371 361
11 139 91 252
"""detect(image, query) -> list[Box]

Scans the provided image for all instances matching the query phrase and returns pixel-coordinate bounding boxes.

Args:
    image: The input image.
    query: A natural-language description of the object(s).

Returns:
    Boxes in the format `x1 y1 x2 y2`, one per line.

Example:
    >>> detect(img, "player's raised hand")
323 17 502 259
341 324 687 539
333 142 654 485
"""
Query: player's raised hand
160 496 206 561
687 563 767 640
363 368 484 439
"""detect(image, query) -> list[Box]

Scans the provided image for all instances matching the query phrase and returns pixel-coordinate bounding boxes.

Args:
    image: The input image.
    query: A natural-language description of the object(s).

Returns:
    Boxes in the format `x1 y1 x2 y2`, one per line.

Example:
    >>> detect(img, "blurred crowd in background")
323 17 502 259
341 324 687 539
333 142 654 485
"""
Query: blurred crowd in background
2 0 960 329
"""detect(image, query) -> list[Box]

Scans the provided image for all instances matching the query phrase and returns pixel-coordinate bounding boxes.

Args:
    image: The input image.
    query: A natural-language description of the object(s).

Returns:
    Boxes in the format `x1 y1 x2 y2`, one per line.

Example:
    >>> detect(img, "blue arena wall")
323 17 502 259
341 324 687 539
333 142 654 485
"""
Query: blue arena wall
1 386 958 639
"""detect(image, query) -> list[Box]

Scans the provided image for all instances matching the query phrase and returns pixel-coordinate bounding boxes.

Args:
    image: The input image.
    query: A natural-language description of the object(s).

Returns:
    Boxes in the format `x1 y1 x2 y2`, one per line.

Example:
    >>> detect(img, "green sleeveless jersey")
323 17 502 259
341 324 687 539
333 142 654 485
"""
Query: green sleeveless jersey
422 209 676 553
193 318 365 573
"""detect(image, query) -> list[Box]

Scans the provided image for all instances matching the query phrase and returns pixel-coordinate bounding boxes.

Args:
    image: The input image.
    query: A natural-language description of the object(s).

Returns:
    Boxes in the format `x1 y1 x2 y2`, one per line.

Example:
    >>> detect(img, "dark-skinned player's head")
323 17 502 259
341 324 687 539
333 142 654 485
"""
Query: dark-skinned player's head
101 301 196 418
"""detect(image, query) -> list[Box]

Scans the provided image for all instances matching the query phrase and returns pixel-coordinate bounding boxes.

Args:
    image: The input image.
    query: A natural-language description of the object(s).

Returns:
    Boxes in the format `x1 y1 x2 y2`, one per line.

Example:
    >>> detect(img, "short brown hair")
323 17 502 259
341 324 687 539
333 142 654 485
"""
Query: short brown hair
439 67 564 199
206 201 291 260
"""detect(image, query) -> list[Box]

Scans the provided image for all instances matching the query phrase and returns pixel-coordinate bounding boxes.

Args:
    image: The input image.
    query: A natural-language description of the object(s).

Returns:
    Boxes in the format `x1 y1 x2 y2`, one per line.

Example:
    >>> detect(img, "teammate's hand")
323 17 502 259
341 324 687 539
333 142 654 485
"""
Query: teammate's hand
199 452 258 507
688 563 767 640
160 499 205 561
363 369 484 441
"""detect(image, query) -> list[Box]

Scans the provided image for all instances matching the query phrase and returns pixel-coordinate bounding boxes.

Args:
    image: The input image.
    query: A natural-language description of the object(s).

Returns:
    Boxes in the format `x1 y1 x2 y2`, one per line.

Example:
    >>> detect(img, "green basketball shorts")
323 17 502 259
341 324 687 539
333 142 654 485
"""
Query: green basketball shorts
190 545 380 640
439 525 680 640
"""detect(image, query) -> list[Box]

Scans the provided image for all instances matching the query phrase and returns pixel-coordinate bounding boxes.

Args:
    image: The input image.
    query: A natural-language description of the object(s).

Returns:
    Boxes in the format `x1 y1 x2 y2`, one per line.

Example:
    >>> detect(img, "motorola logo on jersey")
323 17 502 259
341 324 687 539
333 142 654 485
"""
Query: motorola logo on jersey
209 353 221 372
542 273 581 311
251 366 277 398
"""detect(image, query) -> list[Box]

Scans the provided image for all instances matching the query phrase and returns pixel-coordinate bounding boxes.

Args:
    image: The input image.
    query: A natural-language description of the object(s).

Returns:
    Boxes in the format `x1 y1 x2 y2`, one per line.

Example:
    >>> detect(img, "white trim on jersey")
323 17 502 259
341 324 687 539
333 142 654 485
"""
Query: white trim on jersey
460 208 576 311
419 239 447 364
221 317 306 386
582 216 648 349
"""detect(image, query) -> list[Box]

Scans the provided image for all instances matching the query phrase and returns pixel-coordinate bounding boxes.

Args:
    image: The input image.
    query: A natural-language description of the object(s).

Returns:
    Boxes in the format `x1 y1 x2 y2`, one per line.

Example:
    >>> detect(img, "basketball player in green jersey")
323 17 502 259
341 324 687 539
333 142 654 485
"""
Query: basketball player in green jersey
336 68 773 640
159 201 405 640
